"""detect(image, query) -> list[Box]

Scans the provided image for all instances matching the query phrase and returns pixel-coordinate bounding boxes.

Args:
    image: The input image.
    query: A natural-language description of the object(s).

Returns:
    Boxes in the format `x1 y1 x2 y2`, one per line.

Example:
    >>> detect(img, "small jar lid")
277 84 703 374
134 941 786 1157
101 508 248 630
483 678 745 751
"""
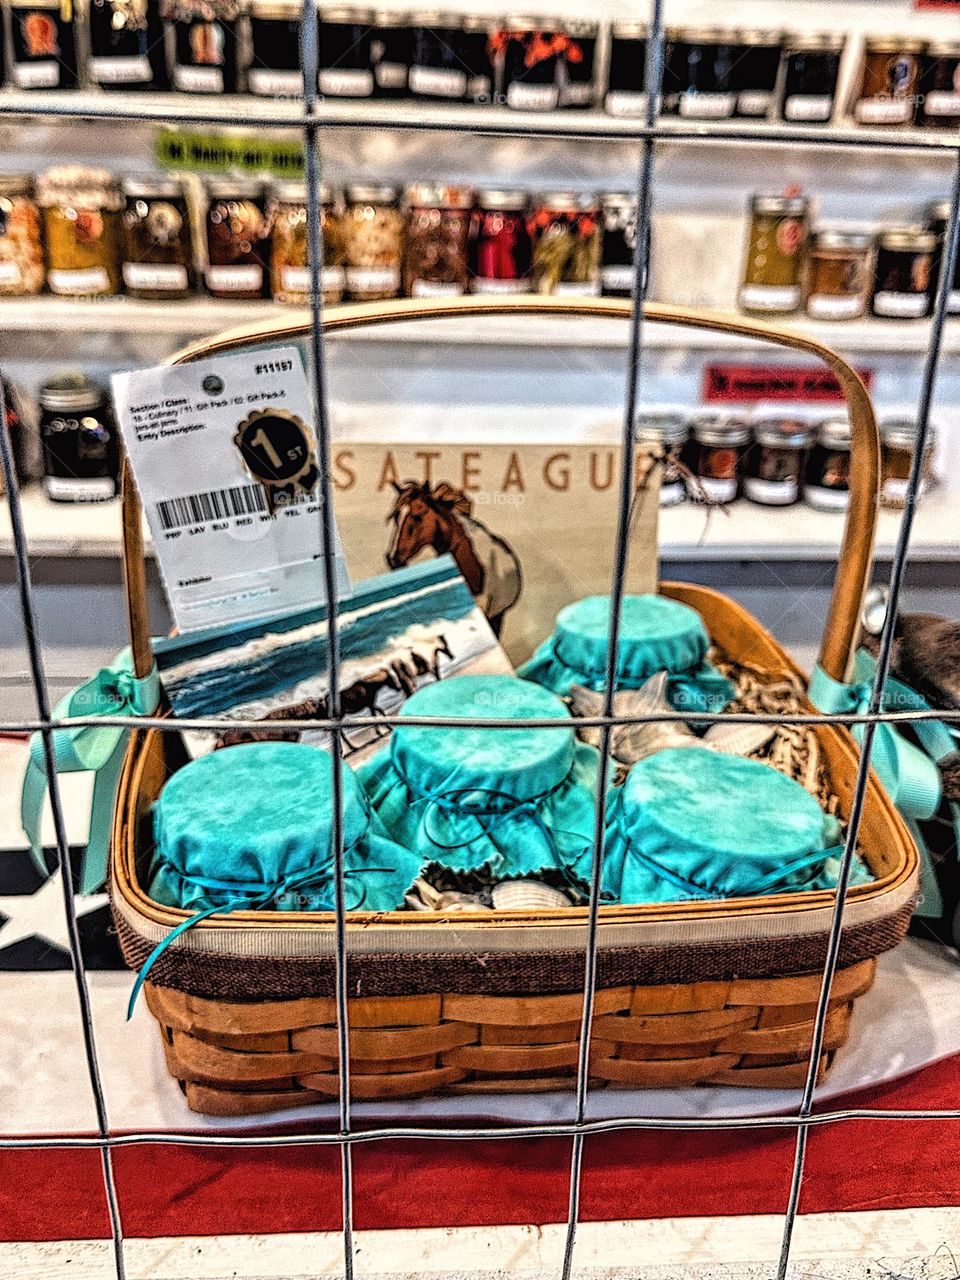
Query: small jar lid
880 416 936 452
10 0 62 9
926 198 952 224
539 191 597 212
611 20 647 39
0 174 33 199
635 411 687 448
40 374 105 414
374 8 410 24
322 5 375 23
812 227 873 252
864 34 925 55
346 182 400 204
460 13 490 31
784 31 845 53
602 192 634 211
553 593 709 688
692 413 751 447
405 182 474 209
925 39 960 59
678 26 732 44
122 175 185 199
477 188 528 210
816 416 852 449
250 0 299 17
752 418 814 450
410 9 459 26
877 225 937 253
37 165 122 208
736 28 782 47
207 177 263 199
751 193 810 218
562 18 598 37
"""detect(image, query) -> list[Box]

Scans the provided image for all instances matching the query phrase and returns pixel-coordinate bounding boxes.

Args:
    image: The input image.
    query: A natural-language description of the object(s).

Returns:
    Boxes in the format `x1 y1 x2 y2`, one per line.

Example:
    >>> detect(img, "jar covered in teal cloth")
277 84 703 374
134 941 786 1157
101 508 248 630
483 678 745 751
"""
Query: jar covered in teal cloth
148 742 424 915
518 594 734 715
357 675 609 894
604 747 872 905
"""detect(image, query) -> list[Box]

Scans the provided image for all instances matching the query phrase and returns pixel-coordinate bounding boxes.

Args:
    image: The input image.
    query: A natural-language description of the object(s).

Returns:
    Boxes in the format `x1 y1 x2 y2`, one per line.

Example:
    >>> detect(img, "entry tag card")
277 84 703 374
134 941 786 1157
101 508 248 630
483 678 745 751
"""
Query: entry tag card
112 346 351 633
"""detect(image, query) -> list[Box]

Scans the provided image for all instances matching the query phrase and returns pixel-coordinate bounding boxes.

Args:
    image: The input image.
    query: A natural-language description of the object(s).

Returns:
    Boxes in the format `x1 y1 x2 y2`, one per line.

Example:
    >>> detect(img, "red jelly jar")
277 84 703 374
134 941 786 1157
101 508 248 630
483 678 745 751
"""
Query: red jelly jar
468 188 533 295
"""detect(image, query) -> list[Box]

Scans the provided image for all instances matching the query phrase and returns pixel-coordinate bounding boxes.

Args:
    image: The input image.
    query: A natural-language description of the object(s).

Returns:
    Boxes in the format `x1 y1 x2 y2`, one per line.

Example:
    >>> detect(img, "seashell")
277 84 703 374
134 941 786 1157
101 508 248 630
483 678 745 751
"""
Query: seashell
491 880 571 911
702 721 776 758
405 879 491 912
569 672 700 765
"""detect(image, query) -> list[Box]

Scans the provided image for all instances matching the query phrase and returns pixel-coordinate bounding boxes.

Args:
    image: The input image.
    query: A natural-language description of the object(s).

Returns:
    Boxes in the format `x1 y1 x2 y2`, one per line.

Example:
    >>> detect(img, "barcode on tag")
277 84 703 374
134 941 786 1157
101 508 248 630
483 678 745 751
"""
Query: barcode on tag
154 483 312 531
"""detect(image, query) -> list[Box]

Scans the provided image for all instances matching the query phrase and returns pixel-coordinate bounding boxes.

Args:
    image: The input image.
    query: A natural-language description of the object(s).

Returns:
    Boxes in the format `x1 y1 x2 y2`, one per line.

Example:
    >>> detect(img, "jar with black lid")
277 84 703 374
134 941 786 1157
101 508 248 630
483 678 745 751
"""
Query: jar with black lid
121 177 194 300
468 189 532 294
739 193 809 315
880 416 936 509
600 193 636 298
87 0 166 89
690 414 750 505
870 227 935 319
734 28 782 119
804 417 851 511
319 7 375 97
925 199 960 316
559 18 598 108
780 32 844 124
371 10 411 96
40 375 121 504
499 17 563 112
248 0 302 96
165 0 244 94
604 21 647 117
409 10 468 101
919 40 960 129
9 0 78 89
635 412 688 507
666 26 737 120
744 419 813 507
854 35 923 126
204 179 269 299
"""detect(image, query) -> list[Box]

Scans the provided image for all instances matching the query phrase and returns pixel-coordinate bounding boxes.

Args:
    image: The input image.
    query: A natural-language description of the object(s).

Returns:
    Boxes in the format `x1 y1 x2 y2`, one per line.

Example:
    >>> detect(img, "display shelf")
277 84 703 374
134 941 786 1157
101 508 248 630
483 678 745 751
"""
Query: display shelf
1 89 960 154
2 483 955 564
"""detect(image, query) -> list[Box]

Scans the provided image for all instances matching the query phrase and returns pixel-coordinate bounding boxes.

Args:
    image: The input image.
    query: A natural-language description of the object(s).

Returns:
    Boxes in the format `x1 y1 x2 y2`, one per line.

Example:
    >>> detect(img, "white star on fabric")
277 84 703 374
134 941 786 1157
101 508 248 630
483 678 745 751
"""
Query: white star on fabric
0 871 108 955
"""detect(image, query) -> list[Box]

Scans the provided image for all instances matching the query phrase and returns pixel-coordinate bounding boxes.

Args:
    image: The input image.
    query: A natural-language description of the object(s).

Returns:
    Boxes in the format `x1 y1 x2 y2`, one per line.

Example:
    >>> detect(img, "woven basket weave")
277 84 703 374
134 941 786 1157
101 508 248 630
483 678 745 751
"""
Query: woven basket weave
110 298 918 1116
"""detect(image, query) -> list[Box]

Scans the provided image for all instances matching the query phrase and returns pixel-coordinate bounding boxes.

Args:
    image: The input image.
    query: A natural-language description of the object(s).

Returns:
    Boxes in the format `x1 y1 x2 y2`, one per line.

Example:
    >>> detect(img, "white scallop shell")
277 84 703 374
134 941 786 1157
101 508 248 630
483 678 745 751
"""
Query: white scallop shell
491 880 571 911
702 721 777 757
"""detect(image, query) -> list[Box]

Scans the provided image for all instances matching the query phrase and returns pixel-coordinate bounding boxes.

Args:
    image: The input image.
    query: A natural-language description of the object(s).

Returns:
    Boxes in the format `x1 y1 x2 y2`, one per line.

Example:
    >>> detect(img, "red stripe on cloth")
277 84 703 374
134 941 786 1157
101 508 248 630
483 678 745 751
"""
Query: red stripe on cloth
3 1056 960 1241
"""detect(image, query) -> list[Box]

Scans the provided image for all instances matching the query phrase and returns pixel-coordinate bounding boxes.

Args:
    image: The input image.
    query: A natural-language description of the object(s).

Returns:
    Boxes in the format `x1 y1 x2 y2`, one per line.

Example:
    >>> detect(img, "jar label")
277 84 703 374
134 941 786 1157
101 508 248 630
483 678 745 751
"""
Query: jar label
784 93 832 122
89 54 152 84
249 67 303 96
174 63 224 93
347 265 400 292
882 475 929 504
562 82 594 107
855 97 912 124
554 280 601 297
470 276 532 295
804 484 850 511
45 475 116 502
13 60 59 88
506 81 559 111
698 476 737 503
409 65 467 98
659 480 687 507
468 74 492 101
319 67 374 96
873 289 928 318
807 292 864 320
0 261 23 287
411 279 465 297
601 264 634 292
604 90 648 117
739 283 801 312
48 266 111 294
744 476 798 505
737 90 773 116
280 265 345 293
123 262 189 292
376 61 407 89
949 288 960 314
679 92 735 119
925 90 960 117
206 264 262 292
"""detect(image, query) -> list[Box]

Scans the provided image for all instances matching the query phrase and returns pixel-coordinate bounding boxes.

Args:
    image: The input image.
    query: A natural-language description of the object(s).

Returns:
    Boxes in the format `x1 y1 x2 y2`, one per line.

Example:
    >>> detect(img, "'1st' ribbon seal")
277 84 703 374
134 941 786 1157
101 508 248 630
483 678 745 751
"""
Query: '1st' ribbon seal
233 407 320 515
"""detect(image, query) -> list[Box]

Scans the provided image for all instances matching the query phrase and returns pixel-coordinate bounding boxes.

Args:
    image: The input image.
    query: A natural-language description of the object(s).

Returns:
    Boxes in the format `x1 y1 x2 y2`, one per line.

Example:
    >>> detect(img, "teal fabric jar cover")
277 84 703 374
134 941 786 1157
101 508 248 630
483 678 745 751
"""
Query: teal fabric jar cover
604 747 872 905
357 675 606 894
517 594 734 715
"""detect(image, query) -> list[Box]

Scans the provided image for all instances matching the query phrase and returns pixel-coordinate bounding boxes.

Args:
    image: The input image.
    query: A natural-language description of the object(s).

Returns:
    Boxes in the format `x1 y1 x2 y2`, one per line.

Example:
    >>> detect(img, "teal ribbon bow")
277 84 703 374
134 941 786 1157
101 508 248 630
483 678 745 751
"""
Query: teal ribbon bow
809 651 959 918
21 649 160 895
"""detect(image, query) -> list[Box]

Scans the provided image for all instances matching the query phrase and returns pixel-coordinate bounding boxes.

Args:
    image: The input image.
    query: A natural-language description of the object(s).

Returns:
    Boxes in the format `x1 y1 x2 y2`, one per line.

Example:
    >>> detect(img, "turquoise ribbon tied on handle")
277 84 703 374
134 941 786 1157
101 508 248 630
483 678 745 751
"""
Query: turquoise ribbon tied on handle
809 649 959 918
21 648 160 896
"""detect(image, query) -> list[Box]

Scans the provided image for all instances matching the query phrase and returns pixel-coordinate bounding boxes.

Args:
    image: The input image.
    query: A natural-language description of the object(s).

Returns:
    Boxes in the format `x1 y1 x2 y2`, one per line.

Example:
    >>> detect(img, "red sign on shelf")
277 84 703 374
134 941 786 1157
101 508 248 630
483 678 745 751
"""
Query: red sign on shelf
703 363 875 403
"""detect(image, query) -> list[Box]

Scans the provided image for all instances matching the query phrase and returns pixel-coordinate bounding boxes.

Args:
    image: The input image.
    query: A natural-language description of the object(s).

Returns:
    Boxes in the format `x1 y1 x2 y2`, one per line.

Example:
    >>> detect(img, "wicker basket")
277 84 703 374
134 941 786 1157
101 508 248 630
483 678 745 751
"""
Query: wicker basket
111 298 918 1116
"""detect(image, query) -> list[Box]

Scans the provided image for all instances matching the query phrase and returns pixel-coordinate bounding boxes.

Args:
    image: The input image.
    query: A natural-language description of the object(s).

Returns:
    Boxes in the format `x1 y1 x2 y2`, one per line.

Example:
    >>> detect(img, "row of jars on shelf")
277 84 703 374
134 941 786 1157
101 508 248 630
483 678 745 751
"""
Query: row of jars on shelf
2 1 960 131
641 411 937 514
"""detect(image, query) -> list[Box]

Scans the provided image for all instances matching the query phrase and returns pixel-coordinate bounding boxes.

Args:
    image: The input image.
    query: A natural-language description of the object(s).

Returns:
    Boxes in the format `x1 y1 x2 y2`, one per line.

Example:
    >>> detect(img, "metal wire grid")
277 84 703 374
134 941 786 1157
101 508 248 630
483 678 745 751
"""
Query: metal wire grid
0 4 959 1279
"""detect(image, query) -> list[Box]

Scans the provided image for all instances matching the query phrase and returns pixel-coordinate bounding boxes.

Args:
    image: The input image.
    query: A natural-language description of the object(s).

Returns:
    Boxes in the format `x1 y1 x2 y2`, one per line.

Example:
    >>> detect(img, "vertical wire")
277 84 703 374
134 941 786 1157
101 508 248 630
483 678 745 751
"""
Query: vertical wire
775 149 960 1280
559 6 664 1279
299 7 354 1277
0 377 127 1280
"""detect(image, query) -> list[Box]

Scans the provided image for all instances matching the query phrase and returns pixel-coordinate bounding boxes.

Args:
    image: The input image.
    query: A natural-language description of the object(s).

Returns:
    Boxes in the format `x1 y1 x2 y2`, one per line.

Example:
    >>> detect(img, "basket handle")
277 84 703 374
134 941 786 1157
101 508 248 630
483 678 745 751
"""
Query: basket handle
120 296 879 685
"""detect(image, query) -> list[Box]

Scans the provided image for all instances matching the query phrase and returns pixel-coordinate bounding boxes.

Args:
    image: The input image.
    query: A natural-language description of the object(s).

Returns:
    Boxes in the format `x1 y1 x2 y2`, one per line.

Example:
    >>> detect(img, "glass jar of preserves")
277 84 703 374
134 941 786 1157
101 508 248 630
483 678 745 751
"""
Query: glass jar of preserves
9 0 77 89
460 14 494 103
667 26 737 120
319 7 375 98
804 416 851 511
498 18 563 112
870 227 935 319
204 180 269 299
604 21 647 117
780 32 844 124
734 28 782 119
269 182 345 305
39 375 121 504
402 183 472 298
88 0 166 89
804 228 873 320
121 177 194 300
743 418 813 507
37 166 123 298
468 189 532 294
739 193 809 315
164 0 243 95
530 194 601 296
248 0 302 96
0 175 44 297
409 10 470 101
600 193 636 298
690 414 750 505
919 40 960 129
854 36 923 126
372 11 411 96
635 412 688 507
880 416 936 509
559 19 598 109
343 183 402 300
925 199 960 316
